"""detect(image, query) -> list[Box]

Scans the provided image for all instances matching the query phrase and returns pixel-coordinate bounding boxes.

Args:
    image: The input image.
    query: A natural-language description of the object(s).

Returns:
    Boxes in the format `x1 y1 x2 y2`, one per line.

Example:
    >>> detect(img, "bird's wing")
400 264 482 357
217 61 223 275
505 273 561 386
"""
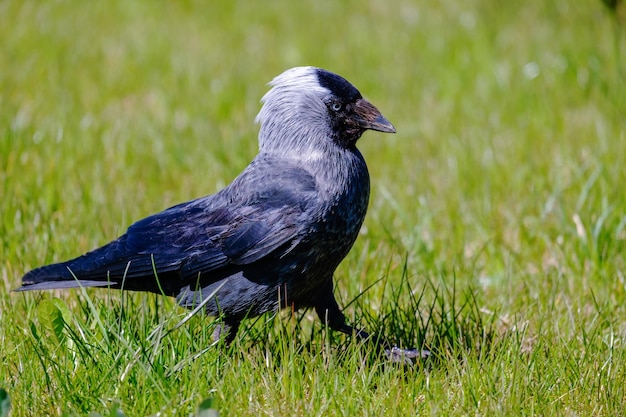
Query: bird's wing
177 204 305 280
124 200 307 282
117 158 318 283
20 158 319 292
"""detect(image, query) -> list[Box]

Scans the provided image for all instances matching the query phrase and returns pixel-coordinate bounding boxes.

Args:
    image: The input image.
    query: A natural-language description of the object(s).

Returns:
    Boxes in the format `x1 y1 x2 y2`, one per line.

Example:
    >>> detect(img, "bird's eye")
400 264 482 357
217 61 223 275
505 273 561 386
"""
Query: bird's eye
330 102 344 112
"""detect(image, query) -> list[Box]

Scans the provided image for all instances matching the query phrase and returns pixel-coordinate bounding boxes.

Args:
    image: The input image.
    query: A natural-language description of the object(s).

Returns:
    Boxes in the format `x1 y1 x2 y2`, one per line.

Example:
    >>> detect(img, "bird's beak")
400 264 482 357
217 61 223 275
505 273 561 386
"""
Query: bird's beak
353 98 396 133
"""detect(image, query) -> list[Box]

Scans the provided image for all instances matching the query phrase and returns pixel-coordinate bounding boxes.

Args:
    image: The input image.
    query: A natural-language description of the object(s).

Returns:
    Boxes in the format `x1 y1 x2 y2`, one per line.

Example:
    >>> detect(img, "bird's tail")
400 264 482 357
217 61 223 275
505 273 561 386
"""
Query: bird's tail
16 240 128 292
16 235 177 294
16 260 116 292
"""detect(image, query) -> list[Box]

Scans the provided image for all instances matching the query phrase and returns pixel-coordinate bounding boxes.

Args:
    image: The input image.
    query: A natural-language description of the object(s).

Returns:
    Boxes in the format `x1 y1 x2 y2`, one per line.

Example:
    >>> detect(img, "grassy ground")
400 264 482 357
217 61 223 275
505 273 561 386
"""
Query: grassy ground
1 0 626 415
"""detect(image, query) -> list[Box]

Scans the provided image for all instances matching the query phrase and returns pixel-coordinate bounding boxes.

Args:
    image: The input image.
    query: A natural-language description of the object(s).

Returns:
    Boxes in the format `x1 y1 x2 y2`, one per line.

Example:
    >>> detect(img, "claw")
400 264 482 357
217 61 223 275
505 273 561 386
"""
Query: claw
385 346 431 364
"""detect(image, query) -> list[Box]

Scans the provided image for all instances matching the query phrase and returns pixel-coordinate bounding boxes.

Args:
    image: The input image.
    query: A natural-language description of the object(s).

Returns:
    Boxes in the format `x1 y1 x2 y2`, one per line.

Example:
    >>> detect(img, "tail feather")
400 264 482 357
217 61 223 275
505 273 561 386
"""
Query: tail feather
15 279 115 291
17 260 121 291
17 238 131 291
17 236 182 295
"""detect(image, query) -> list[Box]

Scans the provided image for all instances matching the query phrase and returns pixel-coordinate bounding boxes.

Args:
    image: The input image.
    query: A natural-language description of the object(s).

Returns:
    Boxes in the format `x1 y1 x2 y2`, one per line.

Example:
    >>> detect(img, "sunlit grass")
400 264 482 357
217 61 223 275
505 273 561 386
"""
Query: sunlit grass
1 0 626 415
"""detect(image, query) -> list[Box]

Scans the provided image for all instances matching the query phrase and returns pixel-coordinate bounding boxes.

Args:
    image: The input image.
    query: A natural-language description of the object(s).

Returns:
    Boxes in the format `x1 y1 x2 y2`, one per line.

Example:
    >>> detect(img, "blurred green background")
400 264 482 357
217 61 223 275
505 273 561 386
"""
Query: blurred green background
1 0 625 415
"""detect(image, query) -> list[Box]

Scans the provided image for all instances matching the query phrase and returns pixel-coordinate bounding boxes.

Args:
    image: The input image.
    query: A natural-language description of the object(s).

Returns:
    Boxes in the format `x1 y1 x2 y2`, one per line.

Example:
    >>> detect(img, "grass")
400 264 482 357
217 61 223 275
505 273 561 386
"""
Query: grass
1 0 626 415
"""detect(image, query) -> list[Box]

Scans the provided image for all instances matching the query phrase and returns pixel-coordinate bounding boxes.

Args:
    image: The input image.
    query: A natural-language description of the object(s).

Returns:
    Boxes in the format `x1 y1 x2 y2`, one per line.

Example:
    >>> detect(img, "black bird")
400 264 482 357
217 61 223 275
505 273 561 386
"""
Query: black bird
18 67 424 361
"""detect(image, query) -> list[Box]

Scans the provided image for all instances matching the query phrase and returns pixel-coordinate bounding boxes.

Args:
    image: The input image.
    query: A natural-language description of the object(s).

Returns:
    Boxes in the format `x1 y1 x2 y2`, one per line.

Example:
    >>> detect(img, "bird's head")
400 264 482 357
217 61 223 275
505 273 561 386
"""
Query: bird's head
255 67 396 157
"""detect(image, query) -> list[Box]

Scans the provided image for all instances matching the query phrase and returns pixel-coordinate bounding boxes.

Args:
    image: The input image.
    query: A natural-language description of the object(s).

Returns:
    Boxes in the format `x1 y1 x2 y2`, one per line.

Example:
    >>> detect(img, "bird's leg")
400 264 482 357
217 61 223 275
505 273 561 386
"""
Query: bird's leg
314 288 430 364
212 319 240 346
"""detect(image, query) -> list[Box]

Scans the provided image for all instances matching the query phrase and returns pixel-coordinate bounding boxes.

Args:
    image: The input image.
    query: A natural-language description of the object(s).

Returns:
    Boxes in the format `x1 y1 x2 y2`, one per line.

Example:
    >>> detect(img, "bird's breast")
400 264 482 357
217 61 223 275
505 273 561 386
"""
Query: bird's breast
313 155 370 258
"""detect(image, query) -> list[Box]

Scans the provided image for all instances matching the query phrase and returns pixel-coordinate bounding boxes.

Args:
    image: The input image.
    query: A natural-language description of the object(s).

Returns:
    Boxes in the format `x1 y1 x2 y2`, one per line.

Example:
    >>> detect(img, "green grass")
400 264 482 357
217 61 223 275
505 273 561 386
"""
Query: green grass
1 0 626 415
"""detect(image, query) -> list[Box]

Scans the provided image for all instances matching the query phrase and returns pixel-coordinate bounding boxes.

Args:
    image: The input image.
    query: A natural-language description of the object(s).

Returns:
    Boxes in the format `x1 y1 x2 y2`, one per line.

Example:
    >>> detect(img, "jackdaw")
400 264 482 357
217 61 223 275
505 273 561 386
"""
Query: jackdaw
18 67 424 361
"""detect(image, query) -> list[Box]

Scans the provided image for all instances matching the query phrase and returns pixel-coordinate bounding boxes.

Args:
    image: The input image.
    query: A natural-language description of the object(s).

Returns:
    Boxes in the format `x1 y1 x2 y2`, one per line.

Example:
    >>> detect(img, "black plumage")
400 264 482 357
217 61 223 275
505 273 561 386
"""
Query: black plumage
18 67 424 361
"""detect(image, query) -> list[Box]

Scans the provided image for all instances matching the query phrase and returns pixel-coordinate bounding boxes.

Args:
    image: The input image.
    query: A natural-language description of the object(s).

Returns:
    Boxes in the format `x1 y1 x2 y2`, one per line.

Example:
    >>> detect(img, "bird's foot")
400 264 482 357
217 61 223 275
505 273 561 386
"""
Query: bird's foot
385 346 431 364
